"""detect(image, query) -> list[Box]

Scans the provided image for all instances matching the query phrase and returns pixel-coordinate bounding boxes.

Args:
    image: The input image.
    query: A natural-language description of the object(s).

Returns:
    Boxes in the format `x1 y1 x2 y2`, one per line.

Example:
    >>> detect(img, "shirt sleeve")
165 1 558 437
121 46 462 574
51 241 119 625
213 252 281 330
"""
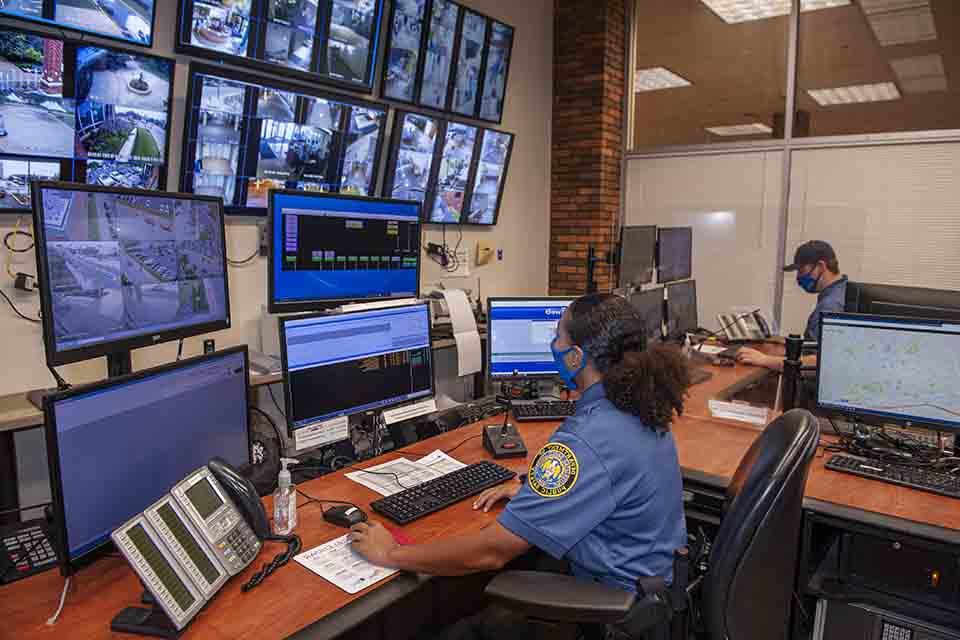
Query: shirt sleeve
498 431 617 559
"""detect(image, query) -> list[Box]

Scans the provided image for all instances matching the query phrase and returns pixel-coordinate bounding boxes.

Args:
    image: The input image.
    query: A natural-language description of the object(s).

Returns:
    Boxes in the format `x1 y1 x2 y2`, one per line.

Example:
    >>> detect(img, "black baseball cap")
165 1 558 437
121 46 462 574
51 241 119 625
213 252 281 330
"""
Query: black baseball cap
783 240 836 272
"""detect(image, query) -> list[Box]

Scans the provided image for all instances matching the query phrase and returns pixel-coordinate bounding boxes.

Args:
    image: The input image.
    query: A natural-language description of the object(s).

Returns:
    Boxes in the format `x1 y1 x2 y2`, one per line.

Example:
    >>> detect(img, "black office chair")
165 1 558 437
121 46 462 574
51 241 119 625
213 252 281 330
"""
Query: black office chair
484 408 820 640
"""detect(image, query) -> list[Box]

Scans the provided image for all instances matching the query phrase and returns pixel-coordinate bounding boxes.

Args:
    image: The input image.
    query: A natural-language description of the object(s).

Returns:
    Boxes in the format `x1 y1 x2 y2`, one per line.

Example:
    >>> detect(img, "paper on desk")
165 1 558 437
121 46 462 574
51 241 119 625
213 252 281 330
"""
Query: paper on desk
696 344 727 356
345 458 445 496
294 534 399 594
441 289 482 377
708 399 769 426
418 449 467 475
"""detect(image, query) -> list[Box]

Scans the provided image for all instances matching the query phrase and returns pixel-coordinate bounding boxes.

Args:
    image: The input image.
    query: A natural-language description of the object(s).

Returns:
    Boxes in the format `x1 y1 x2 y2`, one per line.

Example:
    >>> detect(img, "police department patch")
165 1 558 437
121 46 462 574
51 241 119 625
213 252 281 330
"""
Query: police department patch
528 442 579 498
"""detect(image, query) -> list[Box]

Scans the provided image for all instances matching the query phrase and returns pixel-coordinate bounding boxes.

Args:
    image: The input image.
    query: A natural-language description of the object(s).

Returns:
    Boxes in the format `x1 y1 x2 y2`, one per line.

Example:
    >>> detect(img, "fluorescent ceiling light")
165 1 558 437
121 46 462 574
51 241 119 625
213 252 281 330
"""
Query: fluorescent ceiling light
858 0 928 14
890 54 947 94
700 0 850 24
634 67 692 92
807 82 901 106
866 6 937 46
705 123 773 136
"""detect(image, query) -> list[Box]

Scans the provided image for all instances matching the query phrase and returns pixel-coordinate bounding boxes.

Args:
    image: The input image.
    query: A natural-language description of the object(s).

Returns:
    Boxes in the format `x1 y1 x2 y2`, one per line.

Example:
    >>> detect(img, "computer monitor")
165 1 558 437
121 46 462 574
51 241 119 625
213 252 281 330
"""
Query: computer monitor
666 280 698 338
658 227 693 283
487 297 576 380
32 183 230 373
44 347 251 574
817 313 960 432
268 190 422 313
845 282 960 323
279 303 434 433
619 226 657 288
629 287 664 343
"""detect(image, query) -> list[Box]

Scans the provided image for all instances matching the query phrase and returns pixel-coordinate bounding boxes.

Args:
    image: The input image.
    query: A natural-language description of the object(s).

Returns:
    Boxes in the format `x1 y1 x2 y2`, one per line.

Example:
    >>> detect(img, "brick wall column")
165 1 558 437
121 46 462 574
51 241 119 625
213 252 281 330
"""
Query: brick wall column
550 0 626 295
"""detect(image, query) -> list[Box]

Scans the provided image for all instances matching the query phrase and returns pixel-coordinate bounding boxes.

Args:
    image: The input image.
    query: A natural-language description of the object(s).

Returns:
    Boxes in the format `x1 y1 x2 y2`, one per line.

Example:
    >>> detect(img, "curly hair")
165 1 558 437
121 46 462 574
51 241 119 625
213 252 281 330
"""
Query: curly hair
566 294 691 431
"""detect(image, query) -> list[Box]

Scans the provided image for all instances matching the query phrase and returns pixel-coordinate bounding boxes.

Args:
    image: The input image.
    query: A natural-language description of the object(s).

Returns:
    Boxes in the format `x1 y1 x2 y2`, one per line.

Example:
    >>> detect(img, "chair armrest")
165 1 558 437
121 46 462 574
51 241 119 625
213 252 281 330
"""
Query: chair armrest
484 571 636 624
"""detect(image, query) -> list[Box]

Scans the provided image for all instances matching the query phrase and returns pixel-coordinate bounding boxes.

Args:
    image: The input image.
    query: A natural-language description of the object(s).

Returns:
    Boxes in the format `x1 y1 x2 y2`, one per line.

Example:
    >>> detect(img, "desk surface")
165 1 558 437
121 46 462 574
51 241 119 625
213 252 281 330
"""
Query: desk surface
6 350 960 639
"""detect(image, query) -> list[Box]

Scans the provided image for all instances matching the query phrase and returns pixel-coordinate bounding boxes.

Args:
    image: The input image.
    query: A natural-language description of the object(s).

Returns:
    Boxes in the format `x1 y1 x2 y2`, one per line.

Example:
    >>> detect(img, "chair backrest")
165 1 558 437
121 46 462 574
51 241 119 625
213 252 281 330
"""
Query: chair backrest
701 409 820 640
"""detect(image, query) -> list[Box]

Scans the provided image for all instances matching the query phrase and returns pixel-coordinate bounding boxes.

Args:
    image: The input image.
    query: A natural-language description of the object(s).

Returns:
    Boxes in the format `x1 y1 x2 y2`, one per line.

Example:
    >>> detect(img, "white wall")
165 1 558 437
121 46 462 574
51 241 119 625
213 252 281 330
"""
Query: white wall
0 0 553 396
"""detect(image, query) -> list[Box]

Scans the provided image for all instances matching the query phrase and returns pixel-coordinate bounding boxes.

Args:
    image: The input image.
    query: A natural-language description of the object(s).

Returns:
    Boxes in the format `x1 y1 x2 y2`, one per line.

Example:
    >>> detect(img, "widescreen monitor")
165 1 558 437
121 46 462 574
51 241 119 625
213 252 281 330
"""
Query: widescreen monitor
666 280 697 338
177 0 383 91
817 313 960 433
44 347 251 574
619 225 657 288
0 0 157 46
418 0 459 110
629 287 664 343
429 122 478 224
181 64 387 215
279 303 434 432
384 112 440 204
268 190 421 313
658 227 693 284
487 297 576 380
464 128 513 225
32 183 230 368
845 282 960 323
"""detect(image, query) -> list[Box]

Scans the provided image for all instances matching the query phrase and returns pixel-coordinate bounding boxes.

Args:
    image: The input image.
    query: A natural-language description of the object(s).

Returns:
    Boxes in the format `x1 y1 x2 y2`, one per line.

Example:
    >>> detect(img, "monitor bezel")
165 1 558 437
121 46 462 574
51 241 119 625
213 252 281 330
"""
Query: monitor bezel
174 0 386 94
31 181 231 368
267 188 423 314
43 345 253 576
845 281 960 323
278 301 436 435
0 0 159 49
179 61 390 216
657 226 693 284
485 296 577 383
816 311 960 433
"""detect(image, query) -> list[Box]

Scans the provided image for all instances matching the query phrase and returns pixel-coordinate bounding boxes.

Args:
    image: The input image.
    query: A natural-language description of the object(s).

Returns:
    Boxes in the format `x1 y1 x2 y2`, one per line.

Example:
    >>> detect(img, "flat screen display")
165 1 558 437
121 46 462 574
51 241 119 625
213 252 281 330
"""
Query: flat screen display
386 112 439 204
465 129 511 225
488 298 575 379
451 10 486 117
382 0 426 102
479 21 513 122
418 0 458 109
429 121 476 223
0 0 156 46
182 65 386 214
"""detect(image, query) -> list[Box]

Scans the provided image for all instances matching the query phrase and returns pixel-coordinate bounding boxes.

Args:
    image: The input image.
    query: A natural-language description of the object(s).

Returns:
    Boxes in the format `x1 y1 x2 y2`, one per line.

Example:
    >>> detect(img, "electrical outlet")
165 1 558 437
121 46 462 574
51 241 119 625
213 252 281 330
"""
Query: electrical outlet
258 220 268 257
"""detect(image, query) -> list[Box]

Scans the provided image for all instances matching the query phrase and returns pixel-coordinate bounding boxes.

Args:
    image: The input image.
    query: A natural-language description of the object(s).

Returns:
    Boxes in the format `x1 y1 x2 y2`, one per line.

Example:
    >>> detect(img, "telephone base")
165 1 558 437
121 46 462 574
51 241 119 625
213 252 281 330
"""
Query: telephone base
111 606 180 638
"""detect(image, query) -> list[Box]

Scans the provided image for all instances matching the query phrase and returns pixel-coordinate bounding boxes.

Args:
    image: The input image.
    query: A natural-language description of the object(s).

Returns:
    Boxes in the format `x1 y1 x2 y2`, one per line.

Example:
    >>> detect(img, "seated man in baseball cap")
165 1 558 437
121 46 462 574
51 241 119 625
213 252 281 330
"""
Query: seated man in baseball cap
737 240 847 370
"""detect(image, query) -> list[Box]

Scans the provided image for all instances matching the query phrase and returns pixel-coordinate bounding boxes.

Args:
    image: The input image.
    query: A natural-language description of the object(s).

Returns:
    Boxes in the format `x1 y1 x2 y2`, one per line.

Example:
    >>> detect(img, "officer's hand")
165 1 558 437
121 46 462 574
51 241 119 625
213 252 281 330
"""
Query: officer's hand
736 347 775 369
473 480 522 513
349 521 398 567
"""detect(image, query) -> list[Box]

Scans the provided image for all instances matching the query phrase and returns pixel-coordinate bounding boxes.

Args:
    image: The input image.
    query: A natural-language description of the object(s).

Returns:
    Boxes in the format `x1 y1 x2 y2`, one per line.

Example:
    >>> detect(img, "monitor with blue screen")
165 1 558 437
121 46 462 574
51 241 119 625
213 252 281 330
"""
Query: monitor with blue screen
279 303 434 433
268 190 421 313
44 347 251 574
487 297 576 380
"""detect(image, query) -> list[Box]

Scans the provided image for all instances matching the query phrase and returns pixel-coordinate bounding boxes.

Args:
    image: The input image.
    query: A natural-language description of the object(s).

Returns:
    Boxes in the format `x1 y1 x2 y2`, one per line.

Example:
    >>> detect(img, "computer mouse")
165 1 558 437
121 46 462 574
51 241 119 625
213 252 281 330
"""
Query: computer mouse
323 505 368 528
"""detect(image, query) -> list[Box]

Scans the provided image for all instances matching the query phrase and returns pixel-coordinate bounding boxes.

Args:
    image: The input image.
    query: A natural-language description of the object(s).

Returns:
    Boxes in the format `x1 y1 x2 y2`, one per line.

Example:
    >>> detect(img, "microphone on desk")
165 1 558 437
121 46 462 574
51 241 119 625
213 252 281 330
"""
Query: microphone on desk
695 309 762 352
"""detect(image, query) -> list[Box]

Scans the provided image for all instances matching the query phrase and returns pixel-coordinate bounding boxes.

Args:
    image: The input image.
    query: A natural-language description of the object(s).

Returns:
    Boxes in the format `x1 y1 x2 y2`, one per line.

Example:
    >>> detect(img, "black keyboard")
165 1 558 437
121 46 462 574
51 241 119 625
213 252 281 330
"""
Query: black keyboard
513 401 576 422
1 519 59 584
826 454 960 499
370 461 516 525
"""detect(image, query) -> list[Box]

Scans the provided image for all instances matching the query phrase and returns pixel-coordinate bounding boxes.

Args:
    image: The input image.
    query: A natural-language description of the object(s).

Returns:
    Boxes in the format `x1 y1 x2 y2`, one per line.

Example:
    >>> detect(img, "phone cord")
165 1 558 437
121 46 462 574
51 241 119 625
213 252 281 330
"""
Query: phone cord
241 534 302 592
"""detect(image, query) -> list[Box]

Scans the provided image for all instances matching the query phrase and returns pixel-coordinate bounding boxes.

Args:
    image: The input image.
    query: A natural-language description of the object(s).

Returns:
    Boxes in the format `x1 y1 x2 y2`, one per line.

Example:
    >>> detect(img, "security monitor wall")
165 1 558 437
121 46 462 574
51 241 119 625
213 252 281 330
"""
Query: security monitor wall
0 0 157 46
177 0 384 92
181 63 387 215
0 26 174 213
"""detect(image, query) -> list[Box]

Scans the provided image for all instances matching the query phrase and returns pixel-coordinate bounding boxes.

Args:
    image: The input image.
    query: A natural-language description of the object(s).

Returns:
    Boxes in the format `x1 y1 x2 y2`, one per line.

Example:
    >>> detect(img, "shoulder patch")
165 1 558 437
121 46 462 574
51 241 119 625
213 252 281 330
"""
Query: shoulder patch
528 442 579 498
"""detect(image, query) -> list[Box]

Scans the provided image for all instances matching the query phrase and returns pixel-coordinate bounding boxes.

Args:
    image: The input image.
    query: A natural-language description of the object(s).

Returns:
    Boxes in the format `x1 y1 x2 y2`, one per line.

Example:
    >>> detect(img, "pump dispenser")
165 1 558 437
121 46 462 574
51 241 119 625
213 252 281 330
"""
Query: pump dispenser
273 458 298 535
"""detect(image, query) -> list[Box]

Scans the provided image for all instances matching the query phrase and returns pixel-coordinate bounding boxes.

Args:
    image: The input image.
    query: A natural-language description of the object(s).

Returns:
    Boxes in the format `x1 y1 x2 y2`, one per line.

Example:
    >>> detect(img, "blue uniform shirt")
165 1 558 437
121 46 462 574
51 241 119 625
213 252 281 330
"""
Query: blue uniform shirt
498 383 687 592
805 275 847 341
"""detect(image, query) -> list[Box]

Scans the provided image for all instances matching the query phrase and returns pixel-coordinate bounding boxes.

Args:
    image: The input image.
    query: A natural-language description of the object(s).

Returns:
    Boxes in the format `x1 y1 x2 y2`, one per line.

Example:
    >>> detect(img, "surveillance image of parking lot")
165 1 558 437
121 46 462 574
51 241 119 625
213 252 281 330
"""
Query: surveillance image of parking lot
55 0 155 45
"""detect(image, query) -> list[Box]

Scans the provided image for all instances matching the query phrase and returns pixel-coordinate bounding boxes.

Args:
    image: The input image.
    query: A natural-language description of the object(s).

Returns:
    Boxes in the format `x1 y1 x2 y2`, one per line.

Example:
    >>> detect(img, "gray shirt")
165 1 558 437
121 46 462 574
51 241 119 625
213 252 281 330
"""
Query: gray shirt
806 275 848 341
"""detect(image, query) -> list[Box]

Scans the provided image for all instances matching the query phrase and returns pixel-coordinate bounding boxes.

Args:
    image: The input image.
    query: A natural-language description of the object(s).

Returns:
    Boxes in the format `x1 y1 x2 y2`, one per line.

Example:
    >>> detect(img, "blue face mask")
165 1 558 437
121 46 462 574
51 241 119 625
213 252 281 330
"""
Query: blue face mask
551 337 586 390
797 269 820 294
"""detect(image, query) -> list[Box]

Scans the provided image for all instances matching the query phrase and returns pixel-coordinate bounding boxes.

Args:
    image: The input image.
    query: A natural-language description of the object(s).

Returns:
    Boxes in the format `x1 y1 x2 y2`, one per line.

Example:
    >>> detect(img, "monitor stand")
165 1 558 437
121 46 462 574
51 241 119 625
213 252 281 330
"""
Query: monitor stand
27 351 133 410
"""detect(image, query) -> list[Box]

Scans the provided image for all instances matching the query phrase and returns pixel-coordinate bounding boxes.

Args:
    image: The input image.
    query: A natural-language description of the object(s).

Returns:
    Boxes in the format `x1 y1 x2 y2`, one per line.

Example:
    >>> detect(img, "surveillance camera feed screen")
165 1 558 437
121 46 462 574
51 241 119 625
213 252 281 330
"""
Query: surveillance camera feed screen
389 112 438 204
465 129 511 225
185 68 385 212
452 11 486 117
418 0 458 110
0 0 156 46
182 0 381 87
383 0 426 102
271 191 420 307
429 122 476 224
480 21 513 122
38 187 228 355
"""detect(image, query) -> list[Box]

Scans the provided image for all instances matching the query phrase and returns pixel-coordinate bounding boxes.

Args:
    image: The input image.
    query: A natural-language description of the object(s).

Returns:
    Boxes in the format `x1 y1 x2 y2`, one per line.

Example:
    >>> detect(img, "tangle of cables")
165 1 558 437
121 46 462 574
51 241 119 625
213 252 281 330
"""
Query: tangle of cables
824 418 958 470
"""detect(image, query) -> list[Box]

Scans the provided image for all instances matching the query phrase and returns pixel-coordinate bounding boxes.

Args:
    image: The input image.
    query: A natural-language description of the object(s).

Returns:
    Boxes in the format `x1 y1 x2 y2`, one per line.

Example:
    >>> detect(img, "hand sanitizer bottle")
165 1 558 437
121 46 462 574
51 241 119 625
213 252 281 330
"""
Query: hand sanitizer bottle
273 458 298 536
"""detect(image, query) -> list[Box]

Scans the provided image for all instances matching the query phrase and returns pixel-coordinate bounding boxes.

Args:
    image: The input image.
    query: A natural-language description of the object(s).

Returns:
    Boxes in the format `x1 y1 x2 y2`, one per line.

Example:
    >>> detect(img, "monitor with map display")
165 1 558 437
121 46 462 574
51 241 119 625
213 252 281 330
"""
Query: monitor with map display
817 313 960 432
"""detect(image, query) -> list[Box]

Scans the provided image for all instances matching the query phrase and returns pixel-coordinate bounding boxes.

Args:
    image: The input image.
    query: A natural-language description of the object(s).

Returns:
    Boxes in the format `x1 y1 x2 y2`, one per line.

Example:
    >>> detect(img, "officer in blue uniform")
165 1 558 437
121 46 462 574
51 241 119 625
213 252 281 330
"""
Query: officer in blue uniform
350 294 692 637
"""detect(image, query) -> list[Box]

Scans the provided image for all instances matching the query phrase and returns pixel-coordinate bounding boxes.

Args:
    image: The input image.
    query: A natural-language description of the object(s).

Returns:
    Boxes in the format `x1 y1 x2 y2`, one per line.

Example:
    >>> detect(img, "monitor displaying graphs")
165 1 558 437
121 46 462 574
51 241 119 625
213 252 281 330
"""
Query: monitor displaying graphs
0 27 174 213
177 0 384 91
383 111 514 226
0 0 157 47
181 63 387 215
381 0 514 123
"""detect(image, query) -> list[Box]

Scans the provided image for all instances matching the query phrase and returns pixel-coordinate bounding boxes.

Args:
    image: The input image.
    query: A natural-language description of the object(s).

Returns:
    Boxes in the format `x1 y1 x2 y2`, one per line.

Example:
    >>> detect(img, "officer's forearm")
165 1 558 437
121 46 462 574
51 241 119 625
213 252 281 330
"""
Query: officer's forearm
385 522 530 576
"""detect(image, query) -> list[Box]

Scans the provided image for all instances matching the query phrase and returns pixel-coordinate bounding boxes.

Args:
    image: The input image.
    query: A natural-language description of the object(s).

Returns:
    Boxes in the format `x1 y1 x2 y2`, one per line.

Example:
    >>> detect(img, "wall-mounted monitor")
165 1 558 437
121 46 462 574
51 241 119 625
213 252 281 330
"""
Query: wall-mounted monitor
181 63 387 215
0 26 174 214
177 0 384 92
383 111 514 226
380 0 513 122
0 0 157 47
